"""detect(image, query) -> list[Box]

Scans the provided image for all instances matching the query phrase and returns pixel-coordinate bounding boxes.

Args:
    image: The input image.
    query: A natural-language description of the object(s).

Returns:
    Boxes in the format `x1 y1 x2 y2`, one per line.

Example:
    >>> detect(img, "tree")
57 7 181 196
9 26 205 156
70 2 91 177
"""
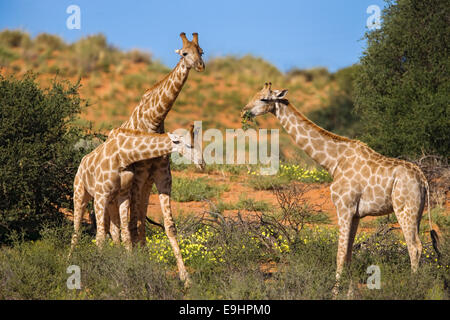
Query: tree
308 64 363 139
0 74 94 242
354 0 449 158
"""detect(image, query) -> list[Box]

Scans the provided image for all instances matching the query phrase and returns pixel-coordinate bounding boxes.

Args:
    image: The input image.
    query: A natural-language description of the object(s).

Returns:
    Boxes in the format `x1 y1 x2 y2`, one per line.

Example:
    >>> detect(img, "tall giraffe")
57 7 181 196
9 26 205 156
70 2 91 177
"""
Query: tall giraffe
241 83 438 286
70 125 204 254
116 32 204 286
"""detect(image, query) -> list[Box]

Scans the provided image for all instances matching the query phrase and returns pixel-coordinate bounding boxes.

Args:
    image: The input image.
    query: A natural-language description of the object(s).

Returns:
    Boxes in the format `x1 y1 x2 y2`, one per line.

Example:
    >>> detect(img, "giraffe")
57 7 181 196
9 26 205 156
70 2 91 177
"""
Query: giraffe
103 32 205 286
70 125 204 255
241 82 438 288
119 33 204 245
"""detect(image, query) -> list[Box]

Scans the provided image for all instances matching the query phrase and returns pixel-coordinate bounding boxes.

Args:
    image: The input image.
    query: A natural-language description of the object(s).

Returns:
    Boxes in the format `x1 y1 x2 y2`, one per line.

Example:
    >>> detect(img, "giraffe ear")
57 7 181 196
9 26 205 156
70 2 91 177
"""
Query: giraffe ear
168 133 180 144
175 49 182 55
274 89 288 99
188 124 195 145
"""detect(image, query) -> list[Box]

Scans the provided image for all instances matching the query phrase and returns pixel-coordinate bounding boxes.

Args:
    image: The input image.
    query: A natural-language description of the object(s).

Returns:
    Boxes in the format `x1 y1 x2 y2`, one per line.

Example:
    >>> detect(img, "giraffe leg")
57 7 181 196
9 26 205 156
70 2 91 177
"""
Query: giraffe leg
136 178 154 246
153 165 191 287
335 207 359 281
332 204 358 297
118 193 132 251
108 201 121 245
346 216 360 264
345 216 359 299
128 163 150 246
94 195 108 249
70 180 91 255
392 175 425 272
396 211 422 272
392 179 424 272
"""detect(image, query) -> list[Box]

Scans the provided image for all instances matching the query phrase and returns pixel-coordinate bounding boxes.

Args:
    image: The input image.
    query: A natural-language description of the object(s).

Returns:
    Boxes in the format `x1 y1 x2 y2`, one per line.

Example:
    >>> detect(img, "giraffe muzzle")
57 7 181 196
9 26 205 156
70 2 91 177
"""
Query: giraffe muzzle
194 61 205 72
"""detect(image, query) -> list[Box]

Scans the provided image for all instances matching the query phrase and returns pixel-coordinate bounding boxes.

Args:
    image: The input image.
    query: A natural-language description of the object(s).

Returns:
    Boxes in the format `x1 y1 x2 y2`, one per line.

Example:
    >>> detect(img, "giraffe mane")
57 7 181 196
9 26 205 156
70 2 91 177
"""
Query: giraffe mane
109 128 168 138
142 60 182 96
286 103 355 143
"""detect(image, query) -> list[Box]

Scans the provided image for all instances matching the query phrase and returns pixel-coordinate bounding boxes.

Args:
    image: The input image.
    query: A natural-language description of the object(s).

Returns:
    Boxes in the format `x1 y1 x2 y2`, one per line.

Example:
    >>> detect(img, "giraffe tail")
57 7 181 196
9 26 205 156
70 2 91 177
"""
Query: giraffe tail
425 180 440 259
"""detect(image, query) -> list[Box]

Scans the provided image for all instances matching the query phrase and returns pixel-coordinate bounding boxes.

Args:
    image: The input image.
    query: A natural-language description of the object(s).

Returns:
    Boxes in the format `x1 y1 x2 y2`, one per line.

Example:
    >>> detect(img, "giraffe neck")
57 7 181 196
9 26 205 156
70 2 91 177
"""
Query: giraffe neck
117 133 172 168
274 102 349 174
121 59 190 133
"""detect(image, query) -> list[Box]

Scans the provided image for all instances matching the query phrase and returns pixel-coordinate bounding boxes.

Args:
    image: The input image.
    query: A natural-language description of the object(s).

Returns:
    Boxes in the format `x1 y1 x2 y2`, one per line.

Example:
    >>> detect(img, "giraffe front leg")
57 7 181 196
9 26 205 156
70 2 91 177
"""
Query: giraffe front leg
118 193 132 251
153 164 191 288
158 193 191 287
332 205 359 297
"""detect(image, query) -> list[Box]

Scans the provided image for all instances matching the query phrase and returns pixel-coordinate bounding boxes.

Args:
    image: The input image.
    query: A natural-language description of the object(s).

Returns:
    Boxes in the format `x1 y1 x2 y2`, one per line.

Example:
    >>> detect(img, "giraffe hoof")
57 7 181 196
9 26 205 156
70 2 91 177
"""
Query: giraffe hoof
183 275 192 289
331 283 340 298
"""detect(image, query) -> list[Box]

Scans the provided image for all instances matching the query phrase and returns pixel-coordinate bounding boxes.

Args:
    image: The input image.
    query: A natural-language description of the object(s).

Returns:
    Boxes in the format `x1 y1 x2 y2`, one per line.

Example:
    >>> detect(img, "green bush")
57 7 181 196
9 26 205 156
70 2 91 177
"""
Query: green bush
125 49 152 64
0 47 19 67
171 177 228 202
0 218 448 299
0 223 182 299
0 74 92 242
72 34 122 73
0 29 31 48
206 55 283 84
308 64 363 138
354 0 450 157
286 67 331 83
33 33 66 51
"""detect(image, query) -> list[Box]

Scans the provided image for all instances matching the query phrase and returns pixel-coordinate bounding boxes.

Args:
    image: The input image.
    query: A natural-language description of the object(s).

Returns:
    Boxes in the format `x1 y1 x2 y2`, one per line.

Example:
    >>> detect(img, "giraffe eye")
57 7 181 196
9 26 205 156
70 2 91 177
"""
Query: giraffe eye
182 52 188 57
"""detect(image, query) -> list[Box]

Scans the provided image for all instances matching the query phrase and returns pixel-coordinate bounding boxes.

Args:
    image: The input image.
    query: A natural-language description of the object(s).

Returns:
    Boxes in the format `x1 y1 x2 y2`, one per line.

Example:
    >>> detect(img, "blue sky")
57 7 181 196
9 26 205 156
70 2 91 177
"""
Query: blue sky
0 0 386 72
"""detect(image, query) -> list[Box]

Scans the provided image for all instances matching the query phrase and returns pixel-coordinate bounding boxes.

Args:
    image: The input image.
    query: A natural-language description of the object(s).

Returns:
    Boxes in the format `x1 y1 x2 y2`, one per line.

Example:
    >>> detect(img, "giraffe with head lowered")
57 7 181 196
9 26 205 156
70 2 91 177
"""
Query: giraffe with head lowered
113 32 205 286
241 82 438 287
70 125 204 254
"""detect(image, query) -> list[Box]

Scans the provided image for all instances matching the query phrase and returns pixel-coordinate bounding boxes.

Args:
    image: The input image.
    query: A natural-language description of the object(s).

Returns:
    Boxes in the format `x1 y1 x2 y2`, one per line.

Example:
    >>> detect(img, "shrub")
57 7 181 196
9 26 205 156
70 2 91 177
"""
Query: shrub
308 64 363 138
0 223 183 299
354 0 450 157
286 67 331 83
33 33 66 51
72 34 122 73
0 29 31 48
171 177 228 202
206 55 283 83
125 49 152 64
0 47 18 67
0 74 92 242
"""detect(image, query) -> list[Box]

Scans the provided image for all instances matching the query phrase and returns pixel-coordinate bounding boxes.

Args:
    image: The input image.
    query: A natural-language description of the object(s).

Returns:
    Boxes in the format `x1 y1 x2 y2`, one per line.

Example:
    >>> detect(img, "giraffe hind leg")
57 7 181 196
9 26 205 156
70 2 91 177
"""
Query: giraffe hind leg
392 179 424 272
108 201 121 245
70 183 91 256
94 195 108 249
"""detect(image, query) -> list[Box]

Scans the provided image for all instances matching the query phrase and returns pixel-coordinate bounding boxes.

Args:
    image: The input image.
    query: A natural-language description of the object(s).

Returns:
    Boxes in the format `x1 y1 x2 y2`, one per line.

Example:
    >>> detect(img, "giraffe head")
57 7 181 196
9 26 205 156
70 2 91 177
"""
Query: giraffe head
240 82 288 119
168 124 205 170
175 32 205 72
